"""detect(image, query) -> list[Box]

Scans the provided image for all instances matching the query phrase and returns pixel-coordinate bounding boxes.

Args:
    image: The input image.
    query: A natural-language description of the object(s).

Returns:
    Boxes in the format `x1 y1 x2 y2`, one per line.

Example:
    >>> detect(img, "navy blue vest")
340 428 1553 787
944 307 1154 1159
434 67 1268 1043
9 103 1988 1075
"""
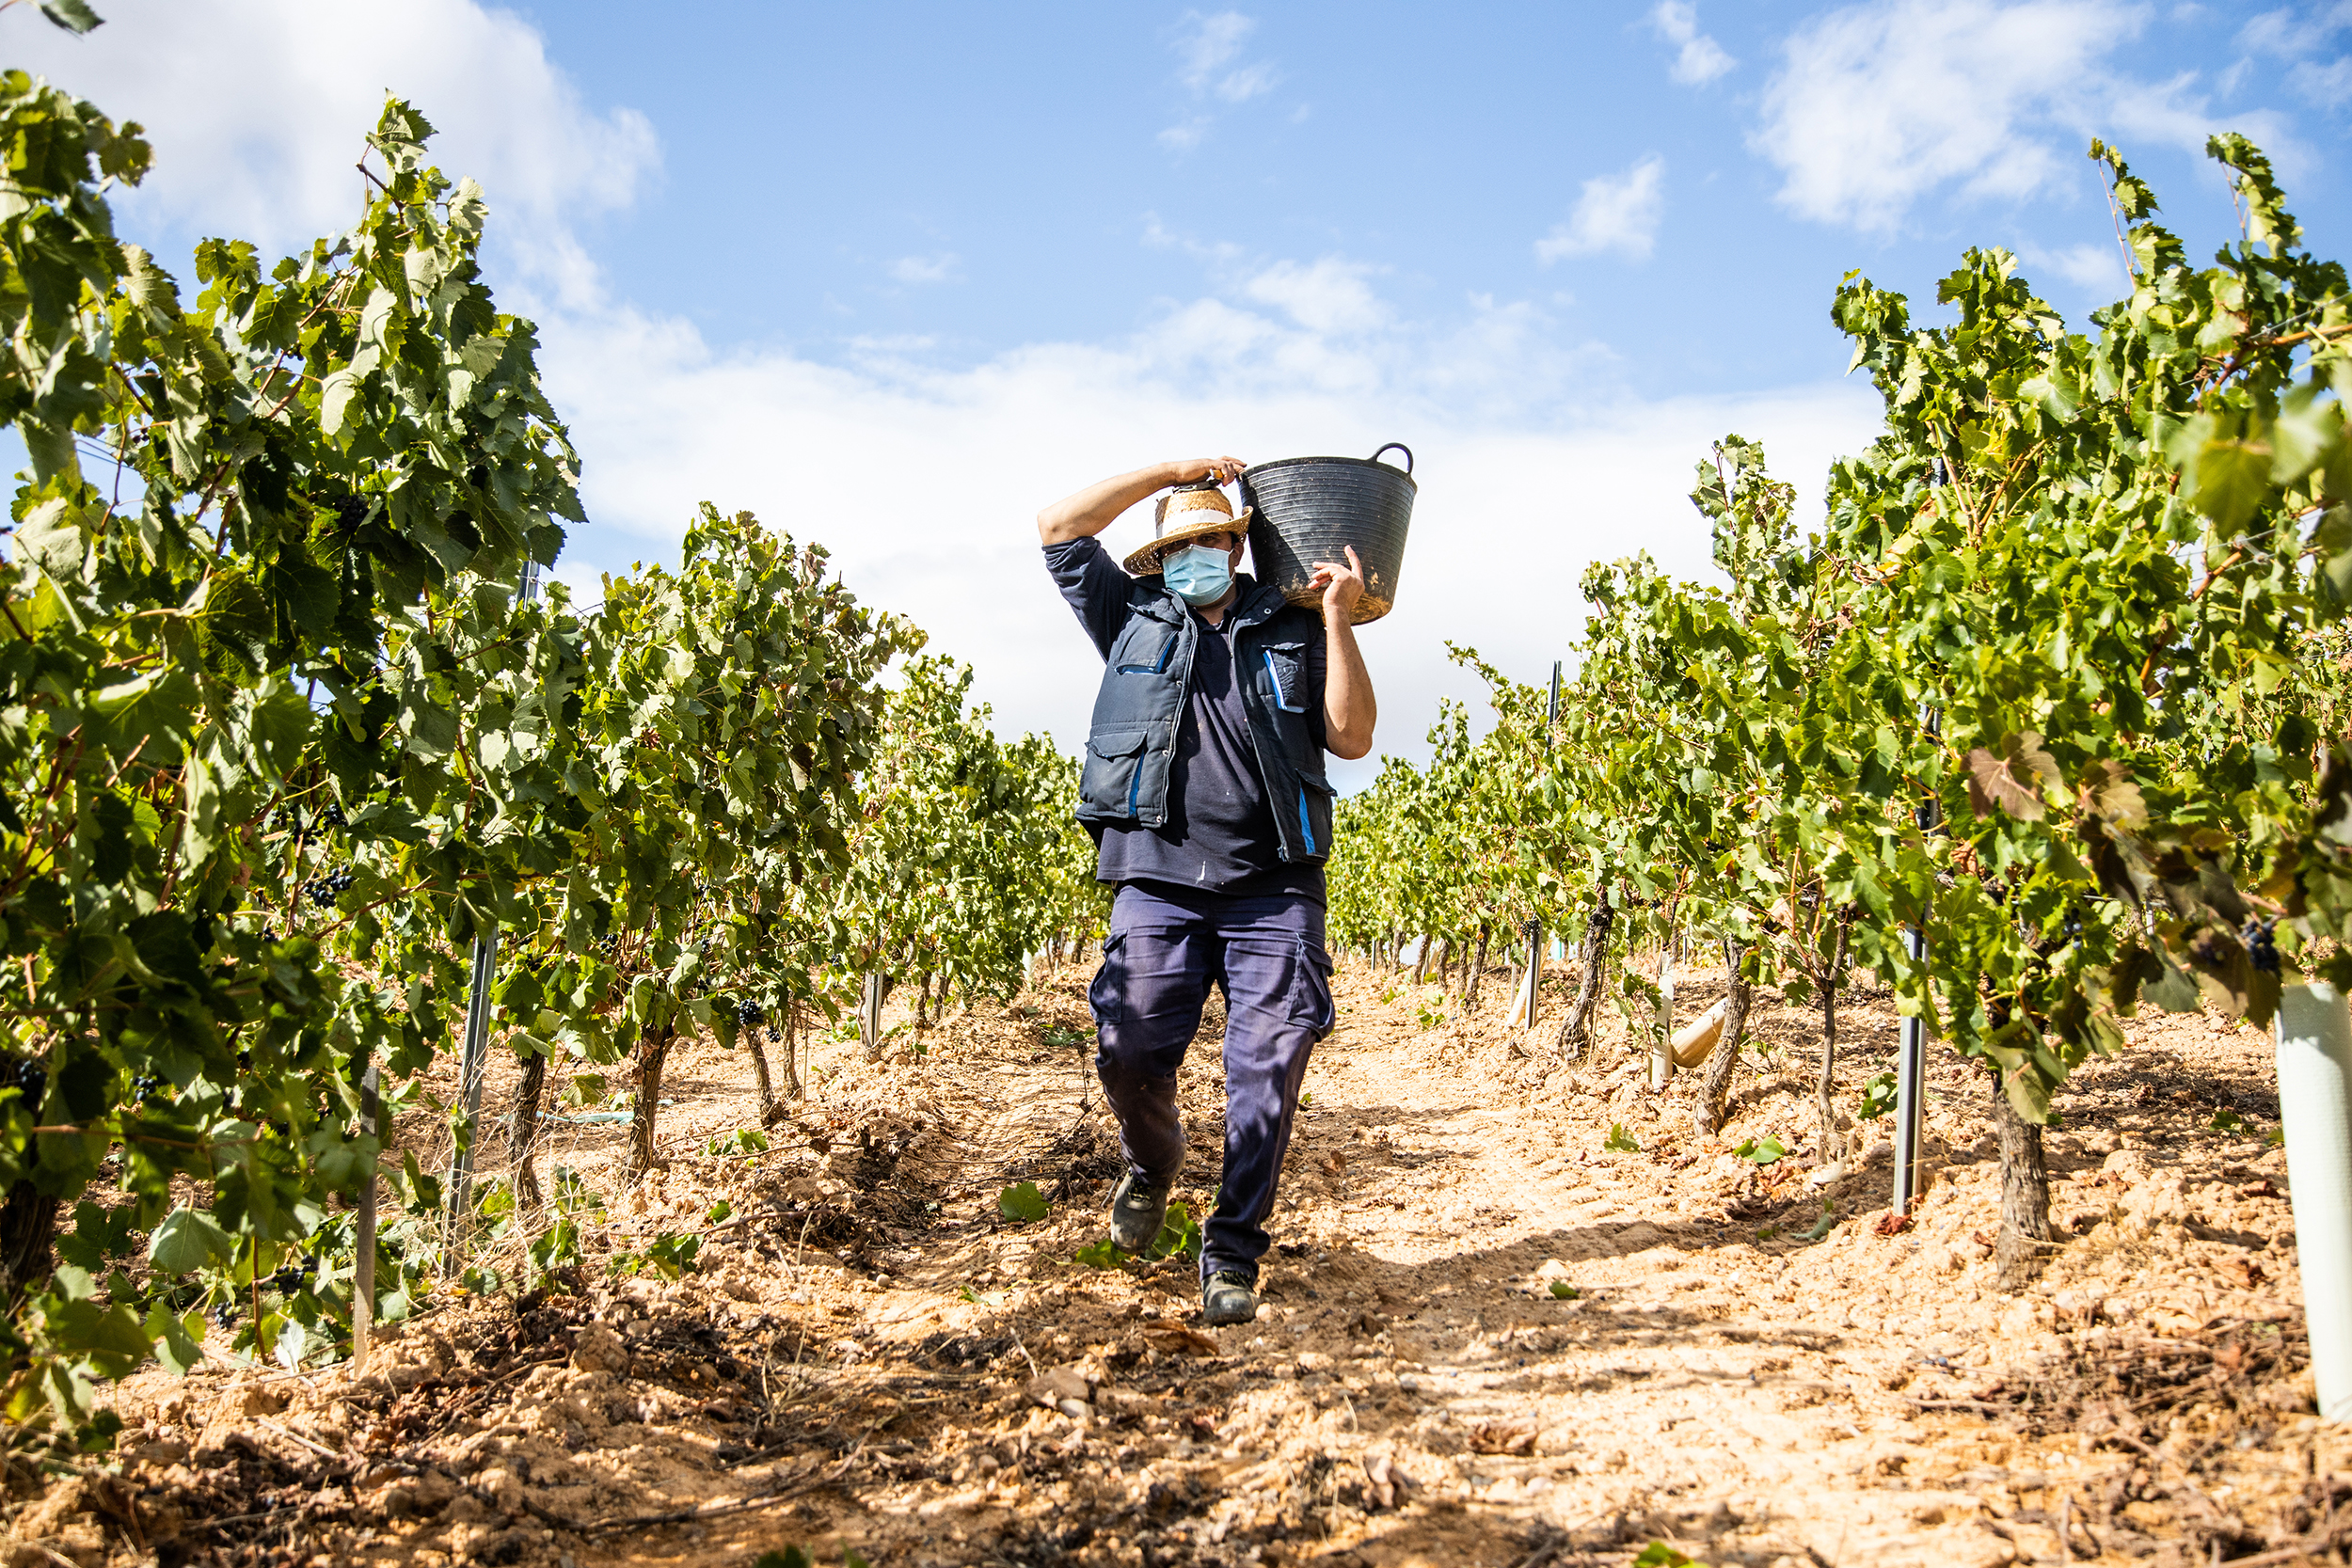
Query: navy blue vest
1075 575 1335 866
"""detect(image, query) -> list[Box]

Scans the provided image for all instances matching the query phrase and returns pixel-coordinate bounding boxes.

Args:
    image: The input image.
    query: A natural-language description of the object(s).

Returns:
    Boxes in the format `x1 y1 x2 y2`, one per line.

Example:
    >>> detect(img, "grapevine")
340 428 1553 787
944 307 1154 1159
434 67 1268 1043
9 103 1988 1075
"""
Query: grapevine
1326 132 2352 1287
0 80 1096 1441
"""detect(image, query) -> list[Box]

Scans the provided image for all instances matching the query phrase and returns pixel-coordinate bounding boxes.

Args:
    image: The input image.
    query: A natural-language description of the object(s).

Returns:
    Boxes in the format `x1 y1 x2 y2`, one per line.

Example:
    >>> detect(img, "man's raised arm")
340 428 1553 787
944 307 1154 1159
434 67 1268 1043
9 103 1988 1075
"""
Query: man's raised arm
1037 456 1248 545
1310 546 1377 760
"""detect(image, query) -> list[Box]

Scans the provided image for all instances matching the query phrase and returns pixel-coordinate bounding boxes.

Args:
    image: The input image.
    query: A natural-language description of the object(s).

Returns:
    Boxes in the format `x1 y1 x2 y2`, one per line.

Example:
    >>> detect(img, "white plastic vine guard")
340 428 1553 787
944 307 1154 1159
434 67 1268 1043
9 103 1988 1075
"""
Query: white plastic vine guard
2277 982 2352 1422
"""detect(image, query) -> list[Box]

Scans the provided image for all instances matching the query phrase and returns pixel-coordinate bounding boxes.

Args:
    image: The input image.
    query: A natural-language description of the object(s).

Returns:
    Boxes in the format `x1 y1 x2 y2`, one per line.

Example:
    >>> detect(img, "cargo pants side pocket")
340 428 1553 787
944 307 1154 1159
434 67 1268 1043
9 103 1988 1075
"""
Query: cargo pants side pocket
1088 930 1128 1029
1289 936 1336 1041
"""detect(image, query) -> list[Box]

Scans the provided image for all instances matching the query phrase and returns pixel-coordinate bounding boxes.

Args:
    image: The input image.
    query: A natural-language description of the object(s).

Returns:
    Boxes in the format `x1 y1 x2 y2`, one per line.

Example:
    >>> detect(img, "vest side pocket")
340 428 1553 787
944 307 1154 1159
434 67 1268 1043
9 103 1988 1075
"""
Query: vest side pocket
1080 729 1152 818
1297 774 1337 860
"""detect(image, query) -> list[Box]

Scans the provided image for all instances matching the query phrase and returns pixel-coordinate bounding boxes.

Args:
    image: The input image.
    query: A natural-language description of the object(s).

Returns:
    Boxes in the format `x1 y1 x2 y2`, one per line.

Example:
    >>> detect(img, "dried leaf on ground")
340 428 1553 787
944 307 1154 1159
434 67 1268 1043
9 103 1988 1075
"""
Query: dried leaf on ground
1468 1419 1538 1455
1140 1322 1221 1357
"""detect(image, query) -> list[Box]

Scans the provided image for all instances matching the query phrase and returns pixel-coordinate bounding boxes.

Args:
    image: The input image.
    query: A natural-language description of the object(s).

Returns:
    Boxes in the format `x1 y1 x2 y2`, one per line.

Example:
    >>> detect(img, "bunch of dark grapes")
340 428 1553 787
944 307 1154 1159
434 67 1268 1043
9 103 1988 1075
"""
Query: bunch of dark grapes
322 801 346 830
212 1304 237 1330
130 1071 167 1105
334 496 370 534
1 1057 45 1101
306 868 356 908
737 1000 765 1028
268 1265 305 1296
2244 918 2280 974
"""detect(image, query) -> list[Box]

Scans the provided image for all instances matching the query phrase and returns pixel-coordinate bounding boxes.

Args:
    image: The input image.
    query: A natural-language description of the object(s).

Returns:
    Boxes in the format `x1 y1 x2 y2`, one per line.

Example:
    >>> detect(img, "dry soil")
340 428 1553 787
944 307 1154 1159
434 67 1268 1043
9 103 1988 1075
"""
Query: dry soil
15 955 2352 1568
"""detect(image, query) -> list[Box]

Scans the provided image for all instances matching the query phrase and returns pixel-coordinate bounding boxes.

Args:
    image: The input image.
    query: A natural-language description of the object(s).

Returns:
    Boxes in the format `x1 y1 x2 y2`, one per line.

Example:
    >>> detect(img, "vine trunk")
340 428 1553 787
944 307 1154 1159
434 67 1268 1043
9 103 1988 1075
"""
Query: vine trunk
1694 938 1754 1138
1994 1077 2053 1291
507 1053 546 1212
1555 895 1614 1061
628 1019 677 1177
0 1182 58 1306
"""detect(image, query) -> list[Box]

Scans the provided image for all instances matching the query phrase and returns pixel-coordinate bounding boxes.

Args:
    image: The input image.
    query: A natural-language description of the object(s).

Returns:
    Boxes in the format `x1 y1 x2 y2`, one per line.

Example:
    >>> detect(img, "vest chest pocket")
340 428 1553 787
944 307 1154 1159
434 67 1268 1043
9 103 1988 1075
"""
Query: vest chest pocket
1080 729 1152 817
1260 640 1310 712
1114 627 1178 675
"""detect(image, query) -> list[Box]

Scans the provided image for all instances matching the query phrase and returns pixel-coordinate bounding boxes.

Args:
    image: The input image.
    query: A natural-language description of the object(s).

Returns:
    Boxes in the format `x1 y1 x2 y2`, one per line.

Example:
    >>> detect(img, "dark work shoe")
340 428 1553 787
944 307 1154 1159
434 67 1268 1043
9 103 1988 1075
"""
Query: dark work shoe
1107 1169 1170 1252
1201 1270 1258 1327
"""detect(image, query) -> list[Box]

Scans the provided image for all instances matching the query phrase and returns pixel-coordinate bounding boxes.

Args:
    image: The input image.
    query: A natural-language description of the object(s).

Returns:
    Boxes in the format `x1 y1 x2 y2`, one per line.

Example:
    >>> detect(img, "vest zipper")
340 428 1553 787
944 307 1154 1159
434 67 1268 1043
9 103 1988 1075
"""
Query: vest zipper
1145 609 1198 830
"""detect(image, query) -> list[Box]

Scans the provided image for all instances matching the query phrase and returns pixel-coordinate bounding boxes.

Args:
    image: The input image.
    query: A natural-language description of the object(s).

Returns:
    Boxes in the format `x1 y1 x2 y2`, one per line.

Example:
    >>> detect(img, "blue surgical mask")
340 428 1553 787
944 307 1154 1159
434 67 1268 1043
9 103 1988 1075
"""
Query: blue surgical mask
1162 543 1234 607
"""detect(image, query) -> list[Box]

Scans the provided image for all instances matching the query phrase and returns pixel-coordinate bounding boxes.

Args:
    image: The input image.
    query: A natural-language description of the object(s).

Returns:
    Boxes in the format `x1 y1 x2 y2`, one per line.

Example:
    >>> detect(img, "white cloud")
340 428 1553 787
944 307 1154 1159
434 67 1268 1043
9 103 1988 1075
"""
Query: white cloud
1536 156 1667 262
1160 9 1279 147
1176 9 1250 78
887 253 961 285
1754 0 2186 233
2293 55 2352 102
1140 214 1244 264
4 0 656 301
2019 239 2133 293
1242 258 1390 336
2239 3 2352 105
2239 2 2352 53
1213 59 1280 103
537 299 1876 786
1173 9 1277 100
1650 2 1738 85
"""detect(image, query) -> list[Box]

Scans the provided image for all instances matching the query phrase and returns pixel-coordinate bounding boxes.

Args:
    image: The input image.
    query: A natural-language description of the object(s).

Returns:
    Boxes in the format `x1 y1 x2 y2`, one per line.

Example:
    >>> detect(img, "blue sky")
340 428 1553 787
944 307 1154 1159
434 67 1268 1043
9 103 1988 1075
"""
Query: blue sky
11 1 2352 785
516 2 2335 402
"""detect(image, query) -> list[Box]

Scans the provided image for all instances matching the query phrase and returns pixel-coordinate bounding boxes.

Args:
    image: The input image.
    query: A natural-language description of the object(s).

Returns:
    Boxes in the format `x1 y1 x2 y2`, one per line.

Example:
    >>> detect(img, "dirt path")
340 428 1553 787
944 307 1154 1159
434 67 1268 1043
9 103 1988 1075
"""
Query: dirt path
45 962 2352 1568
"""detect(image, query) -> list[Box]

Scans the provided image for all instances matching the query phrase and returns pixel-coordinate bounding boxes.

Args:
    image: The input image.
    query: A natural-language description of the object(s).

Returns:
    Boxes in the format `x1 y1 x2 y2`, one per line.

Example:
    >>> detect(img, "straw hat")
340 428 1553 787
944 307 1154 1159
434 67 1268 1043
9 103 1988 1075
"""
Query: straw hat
1122 481 1255 575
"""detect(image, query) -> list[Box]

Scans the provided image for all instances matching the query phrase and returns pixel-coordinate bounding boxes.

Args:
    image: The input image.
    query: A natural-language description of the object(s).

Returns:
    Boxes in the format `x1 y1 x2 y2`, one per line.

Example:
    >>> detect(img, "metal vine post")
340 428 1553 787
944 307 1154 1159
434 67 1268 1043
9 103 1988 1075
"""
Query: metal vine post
441 558 540 1272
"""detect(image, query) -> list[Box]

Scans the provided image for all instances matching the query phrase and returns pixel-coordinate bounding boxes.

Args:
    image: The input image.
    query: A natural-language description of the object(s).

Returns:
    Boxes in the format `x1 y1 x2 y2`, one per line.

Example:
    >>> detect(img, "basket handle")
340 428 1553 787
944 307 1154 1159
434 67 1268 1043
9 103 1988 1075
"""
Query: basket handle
1369 442 1414 475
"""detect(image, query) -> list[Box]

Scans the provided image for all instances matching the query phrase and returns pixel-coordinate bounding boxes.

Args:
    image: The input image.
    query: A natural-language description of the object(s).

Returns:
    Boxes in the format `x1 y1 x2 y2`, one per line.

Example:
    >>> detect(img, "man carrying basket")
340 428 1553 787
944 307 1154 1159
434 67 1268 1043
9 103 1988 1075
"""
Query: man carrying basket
1038 457 1376 1326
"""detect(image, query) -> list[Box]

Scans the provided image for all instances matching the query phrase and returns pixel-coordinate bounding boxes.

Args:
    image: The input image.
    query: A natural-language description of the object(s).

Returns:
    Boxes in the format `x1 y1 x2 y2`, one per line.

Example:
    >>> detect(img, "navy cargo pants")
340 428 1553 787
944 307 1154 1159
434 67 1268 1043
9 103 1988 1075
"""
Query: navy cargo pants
1089 882 1335 1285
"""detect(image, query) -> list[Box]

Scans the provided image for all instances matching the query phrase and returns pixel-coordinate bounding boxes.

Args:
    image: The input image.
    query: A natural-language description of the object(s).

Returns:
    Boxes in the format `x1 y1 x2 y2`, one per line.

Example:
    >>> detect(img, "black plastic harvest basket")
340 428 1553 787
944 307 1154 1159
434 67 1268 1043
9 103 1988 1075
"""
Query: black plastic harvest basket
1239 443 1416 626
